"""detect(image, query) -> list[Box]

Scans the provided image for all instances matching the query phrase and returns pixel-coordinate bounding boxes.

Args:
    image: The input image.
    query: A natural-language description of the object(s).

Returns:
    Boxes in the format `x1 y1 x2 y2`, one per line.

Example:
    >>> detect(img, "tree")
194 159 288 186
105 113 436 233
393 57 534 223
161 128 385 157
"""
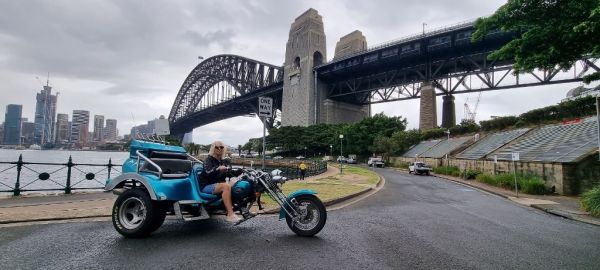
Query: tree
369 135 397 161
473 0 600 83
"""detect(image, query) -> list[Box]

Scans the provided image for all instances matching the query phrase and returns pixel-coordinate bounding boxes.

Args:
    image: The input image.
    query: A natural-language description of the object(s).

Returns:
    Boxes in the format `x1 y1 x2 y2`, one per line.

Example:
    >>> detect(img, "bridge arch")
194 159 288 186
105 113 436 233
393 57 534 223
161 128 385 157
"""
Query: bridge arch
168 54 283 136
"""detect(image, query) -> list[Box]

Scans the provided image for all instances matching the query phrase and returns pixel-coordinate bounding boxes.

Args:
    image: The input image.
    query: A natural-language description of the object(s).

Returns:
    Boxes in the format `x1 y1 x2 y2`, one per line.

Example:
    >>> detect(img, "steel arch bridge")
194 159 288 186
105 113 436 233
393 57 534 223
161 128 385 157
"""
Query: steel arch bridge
168 54 283 137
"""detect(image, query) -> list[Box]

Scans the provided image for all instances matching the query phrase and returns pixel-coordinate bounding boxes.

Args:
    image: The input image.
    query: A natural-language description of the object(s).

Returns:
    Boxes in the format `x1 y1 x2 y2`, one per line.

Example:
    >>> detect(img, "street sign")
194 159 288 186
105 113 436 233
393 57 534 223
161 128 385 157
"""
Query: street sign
258 97 273 118
512 152 520 161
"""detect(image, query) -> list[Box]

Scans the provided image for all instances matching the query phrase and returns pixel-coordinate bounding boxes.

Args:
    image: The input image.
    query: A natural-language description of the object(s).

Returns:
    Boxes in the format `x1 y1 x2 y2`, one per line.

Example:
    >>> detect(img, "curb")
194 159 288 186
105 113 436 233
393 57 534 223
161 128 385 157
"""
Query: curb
394 168 600 227
0 215 110 225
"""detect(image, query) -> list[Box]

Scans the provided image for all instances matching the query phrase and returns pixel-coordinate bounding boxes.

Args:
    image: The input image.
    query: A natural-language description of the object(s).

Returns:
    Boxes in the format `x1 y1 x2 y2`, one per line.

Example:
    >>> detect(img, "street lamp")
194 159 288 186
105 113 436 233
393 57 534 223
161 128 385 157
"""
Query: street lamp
339 134 344 174
330 145 333 158
198 56 204 64
304 146 307 158
444 129 450 140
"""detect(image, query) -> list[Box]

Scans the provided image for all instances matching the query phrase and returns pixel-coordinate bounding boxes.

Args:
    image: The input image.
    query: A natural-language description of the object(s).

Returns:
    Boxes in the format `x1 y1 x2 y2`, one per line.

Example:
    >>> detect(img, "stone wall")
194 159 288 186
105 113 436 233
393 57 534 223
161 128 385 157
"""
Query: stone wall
389 156 581 195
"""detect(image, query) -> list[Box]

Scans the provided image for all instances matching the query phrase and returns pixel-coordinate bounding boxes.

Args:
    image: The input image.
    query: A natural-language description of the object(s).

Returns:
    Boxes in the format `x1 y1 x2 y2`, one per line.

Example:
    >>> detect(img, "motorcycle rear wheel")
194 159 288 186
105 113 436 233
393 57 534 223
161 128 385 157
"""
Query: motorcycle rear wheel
285 195 327 237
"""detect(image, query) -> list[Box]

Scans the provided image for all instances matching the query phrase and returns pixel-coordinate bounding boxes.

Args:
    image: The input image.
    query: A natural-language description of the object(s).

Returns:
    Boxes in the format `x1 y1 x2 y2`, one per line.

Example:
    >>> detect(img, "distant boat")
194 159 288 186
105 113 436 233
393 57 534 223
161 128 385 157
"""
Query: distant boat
15 145 26 150
29 144 42 150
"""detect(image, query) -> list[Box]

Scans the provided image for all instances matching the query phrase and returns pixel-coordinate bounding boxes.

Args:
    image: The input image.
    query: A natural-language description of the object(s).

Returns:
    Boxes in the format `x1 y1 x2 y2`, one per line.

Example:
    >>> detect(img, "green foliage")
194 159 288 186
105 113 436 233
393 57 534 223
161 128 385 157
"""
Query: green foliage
473 0 600 83
396 161 410 169
421 128 446 140
476 173 547 195
369 135 398 161
581 185 600 217
480 116 518 131
463 169 482 180
391 129 422 154
264 113 406 157
433 166 461 176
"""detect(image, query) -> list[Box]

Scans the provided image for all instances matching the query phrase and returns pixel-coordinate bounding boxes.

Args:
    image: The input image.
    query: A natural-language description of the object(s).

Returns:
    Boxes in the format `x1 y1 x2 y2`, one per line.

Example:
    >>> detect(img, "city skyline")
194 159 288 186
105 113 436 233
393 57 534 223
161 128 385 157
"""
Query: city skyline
0 1 598 146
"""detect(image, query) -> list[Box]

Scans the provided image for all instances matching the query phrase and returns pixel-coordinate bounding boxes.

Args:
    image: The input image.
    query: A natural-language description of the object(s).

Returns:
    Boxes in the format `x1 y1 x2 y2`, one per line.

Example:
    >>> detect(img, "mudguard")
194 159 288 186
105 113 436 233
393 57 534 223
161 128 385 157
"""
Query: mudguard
105 173 158 200
278 189 318 220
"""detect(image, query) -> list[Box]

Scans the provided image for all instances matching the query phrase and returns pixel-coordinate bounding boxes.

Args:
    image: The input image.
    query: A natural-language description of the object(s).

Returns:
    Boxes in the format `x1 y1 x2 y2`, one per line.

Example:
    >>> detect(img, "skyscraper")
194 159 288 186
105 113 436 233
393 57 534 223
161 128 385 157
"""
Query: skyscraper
93 115 105 142
3 104 23 145
33 84 58 145
105 119 117 141
70 110 89 147
55 113 69 143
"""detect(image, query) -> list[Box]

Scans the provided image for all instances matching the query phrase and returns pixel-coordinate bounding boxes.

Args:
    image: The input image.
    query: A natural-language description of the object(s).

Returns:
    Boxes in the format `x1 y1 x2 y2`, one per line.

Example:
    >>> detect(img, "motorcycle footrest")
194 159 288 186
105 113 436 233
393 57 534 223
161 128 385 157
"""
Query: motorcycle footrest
173 201 210 221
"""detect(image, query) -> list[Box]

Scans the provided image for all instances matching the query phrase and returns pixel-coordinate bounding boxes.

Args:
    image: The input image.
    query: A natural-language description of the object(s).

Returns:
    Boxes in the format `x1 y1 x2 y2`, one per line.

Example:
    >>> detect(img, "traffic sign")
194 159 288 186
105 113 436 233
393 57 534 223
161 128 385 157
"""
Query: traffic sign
258 97 273 118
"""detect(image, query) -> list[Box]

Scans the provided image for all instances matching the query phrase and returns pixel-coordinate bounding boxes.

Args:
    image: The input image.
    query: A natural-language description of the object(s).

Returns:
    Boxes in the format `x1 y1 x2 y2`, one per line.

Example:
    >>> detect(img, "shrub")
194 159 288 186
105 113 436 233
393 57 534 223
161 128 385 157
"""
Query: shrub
476 174 497 185
519 176 547 195
581 186 600 217
464 169 482 180
495 174 516 189
433 166 460 176
396 161 410 169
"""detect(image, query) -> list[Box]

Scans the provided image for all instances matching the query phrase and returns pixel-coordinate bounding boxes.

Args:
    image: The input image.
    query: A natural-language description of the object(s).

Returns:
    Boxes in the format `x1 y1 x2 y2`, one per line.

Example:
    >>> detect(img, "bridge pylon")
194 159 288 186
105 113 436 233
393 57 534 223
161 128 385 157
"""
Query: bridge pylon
419 82 437 130
441 94 456 128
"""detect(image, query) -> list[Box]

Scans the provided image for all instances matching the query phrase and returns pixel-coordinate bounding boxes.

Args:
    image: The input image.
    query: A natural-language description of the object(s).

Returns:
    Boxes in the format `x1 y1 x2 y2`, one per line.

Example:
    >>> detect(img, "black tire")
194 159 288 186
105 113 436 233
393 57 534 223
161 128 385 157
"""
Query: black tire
147 202 167 233
285 195 327 237
112 188 160 238
408 170 412 174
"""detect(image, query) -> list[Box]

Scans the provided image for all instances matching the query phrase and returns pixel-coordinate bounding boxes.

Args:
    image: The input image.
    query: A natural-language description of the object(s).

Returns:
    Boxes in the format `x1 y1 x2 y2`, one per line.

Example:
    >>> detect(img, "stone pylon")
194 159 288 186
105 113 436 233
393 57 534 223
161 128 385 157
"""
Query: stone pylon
281 9 327 127
441 94 456 128
419 82 437 130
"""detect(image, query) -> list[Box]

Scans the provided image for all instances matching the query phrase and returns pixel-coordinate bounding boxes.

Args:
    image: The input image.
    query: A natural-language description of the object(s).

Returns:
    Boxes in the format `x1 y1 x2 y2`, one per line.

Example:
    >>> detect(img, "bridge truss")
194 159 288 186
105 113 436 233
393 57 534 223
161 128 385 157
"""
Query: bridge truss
168 55 283 136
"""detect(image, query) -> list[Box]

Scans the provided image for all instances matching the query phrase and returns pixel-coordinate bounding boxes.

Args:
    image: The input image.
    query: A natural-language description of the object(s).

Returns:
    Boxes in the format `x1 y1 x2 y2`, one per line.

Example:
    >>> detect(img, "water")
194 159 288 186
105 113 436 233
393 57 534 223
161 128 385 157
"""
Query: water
0 149 129 196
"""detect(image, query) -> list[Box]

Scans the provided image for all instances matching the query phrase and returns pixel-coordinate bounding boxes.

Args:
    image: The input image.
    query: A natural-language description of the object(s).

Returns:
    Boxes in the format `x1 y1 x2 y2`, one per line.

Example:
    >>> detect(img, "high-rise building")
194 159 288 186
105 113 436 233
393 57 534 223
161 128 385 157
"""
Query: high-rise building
3 104 23 145
33 84 58 145
21 121 35 146
93 115 105 142
0 122 4 143
105 119 117 141
70 110 89 147
55 113 69 143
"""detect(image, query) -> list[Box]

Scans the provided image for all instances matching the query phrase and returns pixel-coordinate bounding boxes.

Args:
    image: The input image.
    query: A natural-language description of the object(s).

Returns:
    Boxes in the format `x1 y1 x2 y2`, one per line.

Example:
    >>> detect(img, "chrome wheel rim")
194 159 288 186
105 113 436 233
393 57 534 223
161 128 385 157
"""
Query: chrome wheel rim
119 197 147 230
293 200 319 231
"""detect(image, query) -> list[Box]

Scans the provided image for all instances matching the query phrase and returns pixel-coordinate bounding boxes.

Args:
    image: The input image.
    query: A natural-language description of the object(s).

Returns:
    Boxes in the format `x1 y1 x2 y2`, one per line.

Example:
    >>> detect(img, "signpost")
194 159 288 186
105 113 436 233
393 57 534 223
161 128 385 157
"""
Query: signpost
258 97 273 170
512 152 520 197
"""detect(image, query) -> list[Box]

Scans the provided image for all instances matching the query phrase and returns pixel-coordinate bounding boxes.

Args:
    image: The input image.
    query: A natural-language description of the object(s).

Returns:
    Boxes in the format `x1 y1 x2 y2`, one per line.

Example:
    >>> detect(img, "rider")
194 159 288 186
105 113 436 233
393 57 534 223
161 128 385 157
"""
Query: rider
199 141 242 223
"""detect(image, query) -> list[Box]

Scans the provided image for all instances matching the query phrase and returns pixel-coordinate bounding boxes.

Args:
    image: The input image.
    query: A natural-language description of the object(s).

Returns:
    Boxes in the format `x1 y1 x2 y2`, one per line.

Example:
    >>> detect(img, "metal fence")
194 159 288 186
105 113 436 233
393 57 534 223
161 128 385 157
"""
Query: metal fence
0 154 120 196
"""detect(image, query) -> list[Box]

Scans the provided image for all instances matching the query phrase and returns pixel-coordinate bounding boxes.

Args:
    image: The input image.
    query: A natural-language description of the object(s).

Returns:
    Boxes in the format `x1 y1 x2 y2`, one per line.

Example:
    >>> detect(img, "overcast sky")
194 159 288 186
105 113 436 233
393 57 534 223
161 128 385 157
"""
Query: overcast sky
0 0 596 146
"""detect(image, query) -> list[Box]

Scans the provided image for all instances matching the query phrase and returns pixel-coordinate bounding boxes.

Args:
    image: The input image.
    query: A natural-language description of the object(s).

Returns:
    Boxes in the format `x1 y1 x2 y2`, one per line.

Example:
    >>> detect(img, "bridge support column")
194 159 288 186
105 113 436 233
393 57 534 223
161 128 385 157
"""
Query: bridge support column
441 94 456 128
419 82 437 130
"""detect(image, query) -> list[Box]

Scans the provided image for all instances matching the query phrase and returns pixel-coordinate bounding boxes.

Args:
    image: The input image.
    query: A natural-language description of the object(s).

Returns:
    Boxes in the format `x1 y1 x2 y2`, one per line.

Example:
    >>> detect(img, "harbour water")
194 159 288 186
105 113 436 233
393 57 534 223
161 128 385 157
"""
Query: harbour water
0 149 129 196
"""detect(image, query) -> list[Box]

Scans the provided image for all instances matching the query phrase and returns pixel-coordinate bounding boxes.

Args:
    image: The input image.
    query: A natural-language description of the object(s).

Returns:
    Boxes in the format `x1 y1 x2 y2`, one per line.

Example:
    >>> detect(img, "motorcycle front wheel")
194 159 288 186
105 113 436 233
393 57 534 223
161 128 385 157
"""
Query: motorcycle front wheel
285 195 327 237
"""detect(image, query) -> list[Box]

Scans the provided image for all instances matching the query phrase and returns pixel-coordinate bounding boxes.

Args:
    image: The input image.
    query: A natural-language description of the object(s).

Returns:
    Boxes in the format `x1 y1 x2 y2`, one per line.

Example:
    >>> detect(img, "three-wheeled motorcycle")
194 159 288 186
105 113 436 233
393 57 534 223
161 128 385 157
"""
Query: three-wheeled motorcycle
104 139 327 238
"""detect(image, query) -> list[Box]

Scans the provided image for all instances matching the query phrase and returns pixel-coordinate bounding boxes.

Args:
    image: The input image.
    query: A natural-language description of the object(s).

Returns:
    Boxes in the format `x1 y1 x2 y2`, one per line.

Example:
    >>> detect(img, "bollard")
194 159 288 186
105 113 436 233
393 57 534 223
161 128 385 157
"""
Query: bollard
65 156 73 194
107 158 113 180
14 154 23 196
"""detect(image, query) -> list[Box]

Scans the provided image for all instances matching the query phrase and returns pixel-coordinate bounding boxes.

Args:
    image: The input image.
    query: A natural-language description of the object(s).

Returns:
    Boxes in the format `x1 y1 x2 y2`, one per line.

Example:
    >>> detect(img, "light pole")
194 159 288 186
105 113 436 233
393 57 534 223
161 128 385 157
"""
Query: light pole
198 56 204 64
330 145 332 158
304 146 307 158
339 134 344 174
445 129 450 140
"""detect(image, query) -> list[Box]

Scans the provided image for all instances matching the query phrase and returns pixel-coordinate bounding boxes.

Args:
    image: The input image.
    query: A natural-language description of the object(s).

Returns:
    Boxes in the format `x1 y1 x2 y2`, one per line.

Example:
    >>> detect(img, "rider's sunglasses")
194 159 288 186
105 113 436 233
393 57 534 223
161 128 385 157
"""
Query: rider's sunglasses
215 146 224 149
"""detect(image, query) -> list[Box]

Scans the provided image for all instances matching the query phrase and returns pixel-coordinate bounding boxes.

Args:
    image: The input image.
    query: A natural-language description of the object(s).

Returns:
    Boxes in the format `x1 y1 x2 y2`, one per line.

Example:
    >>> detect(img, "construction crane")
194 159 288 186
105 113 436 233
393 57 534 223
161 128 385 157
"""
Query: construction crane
463 92 482 123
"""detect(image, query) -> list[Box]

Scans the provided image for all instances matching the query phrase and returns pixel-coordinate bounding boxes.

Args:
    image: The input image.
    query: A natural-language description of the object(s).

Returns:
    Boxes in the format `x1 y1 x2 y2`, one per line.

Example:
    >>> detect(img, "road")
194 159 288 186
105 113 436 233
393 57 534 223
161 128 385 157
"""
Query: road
1 168 599 269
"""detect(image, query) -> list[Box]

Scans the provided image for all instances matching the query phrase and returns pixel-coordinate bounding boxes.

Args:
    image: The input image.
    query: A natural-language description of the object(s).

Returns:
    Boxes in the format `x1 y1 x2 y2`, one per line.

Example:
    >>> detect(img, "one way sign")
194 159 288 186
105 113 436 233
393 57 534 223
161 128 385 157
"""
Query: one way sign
258 97 273 118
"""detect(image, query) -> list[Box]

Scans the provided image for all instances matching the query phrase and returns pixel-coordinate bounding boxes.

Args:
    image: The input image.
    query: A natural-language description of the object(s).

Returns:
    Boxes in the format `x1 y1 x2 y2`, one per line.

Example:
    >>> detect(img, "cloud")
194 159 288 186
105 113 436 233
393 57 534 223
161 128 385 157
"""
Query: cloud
2 0 591 147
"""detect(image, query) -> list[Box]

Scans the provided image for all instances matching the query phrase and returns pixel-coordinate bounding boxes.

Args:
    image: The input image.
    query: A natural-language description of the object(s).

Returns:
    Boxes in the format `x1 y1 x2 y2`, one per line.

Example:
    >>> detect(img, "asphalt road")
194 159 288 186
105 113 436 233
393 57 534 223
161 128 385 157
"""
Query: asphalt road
1 168 599 270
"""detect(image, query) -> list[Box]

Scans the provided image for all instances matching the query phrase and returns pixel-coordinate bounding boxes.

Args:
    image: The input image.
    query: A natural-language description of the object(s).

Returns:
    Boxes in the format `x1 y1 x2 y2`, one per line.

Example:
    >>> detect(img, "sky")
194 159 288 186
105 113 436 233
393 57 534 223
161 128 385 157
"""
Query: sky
0 0 597 146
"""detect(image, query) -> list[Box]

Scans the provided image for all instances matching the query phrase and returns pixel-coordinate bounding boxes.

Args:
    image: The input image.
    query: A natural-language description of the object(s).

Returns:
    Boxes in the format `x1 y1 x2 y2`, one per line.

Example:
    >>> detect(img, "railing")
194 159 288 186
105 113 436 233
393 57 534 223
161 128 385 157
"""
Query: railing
0 154 120 196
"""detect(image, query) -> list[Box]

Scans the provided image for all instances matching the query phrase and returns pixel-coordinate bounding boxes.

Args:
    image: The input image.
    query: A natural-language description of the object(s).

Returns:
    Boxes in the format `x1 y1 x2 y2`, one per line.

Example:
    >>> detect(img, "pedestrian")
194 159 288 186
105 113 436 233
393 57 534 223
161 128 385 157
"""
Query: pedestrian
299 162 307 180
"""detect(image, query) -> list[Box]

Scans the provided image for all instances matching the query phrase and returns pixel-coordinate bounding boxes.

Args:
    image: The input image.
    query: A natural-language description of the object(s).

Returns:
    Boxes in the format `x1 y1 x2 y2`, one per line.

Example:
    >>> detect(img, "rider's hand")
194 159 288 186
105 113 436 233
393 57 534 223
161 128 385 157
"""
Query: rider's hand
218 165 227 172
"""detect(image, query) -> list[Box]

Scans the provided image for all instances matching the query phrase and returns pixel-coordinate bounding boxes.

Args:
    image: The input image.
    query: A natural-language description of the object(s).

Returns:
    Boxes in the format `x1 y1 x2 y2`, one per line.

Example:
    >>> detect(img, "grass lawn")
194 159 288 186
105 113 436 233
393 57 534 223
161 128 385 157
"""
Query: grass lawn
257 165 379 209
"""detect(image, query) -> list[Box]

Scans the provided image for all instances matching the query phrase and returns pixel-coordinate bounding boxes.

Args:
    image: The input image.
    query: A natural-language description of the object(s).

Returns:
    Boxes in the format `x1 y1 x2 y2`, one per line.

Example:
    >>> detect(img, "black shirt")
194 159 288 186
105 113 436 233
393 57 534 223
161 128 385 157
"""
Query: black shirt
199 155 226 188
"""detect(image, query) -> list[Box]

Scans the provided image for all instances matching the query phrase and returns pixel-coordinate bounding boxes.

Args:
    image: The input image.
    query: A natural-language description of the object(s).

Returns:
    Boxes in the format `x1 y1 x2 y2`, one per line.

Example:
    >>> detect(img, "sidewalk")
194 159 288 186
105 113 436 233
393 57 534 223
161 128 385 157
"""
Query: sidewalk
396 168 600 227
0 165 376 224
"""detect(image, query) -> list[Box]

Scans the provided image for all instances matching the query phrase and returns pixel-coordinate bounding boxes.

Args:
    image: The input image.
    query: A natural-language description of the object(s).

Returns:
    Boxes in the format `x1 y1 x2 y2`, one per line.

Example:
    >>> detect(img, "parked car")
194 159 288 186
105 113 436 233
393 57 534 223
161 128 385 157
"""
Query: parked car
408 162 432 175
337 156 347 163
368 157 384 167
296 155 305 160
346 158 357 164
273 156 284 160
